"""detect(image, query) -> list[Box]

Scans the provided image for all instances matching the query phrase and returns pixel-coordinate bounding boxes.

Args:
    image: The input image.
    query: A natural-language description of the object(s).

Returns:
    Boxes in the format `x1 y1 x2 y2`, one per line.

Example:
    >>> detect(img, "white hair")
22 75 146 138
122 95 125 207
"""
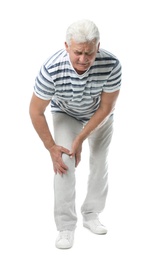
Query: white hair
66 19 100 46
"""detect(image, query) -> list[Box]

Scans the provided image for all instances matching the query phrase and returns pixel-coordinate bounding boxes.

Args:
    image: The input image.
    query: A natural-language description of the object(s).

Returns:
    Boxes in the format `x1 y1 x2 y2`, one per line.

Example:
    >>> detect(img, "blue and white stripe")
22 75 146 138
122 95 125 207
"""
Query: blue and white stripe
34 48 122 122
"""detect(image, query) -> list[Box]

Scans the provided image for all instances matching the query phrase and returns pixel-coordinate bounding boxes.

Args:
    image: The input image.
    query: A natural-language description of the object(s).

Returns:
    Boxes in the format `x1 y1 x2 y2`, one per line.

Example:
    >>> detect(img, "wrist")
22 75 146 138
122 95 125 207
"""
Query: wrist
76 133 85 143
44 141 56 151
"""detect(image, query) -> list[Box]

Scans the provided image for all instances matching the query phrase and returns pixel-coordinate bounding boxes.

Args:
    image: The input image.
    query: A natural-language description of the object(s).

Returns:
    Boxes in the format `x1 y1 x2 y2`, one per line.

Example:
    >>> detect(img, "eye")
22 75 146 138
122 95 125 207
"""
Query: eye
86 51 94 56
74 51 82 56
87 53 92 56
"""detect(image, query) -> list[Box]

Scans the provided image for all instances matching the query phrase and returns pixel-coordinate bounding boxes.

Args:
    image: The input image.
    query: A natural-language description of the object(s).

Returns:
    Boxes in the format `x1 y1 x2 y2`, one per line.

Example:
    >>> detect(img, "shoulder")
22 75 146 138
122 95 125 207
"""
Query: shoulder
97 48 121 65
44 49 68 70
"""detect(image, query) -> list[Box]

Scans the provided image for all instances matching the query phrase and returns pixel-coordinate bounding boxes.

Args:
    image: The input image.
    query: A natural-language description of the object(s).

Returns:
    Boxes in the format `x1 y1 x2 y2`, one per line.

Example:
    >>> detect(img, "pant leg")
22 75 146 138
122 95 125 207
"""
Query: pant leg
81 115 114 221
52 113 83 231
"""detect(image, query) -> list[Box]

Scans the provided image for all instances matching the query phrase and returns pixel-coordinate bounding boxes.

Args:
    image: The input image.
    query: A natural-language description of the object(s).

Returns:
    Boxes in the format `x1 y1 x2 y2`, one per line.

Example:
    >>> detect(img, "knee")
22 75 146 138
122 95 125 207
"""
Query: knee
62 153 75 172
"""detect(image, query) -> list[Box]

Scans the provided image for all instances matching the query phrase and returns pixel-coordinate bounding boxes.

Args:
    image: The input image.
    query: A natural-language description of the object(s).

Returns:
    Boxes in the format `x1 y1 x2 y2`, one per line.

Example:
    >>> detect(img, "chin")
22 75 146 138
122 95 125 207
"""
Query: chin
78 65 89 70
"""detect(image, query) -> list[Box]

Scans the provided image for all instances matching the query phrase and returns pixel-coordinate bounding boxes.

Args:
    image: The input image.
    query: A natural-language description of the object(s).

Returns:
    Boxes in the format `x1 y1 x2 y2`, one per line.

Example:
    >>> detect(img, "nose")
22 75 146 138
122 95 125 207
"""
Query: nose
79 54 88 63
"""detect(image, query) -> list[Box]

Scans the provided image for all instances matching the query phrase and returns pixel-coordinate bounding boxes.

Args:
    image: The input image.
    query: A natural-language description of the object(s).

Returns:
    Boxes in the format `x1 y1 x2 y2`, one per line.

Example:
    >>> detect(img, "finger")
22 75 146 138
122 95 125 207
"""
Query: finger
75 154 81 167
61 146 70 155
69 149 74 158
60 160 68 170
58 160 68 172
57 167 68 175
54 169 57 174
54 160 68 174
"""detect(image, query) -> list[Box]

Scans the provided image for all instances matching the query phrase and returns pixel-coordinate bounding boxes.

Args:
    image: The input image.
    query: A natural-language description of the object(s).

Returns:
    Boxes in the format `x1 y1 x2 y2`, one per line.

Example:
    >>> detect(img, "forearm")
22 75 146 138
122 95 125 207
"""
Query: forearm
69 106 112 161
77 90 119 142
78 106 112 142
30 113 55 151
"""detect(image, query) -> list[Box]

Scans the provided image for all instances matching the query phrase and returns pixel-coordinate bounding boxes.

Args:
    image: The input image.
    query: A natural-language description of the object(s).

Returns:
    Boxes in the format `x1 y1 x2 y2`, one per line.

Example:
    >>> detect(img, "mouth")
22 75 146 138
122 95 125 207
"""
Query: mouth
74 62 90 74
77 63 89 66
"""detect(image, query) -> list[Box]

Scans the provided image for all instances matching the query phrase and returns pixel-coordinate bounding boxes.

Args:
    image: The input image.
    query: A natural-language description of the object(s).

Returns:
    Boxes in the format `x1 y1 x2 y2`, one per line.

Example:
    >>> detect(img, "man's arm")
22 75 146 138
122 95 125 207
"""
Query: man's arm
70 90 120 166
79 90 120 140
29 93 55 149
29 93 70 174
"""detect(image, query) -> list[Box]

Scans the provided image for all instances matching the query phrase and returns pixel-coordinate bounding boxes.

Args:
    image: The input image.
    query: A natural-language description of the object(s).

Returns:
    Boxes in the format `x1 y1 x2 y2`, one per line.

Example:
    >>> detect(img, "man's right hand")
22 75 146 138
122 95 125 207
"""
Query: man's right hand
49 144 70 175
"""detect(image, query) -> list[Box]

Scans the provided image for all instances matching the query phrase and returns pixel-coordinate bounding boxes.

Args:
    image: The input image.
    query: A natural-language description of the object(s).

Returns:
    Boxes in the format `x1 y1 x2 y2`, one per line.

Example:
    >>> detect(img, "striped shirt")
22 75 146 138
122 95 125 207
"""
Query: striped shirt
34 48 122 122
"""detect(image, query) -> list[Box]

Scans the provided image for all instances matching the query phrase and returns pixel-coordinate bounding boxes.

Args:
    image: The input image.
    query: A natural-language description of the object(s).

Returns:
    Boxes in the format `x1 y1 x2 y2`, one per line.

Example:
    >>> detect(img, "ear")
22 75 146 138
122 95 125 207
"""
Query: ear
65 42 69 51
97 42 100 52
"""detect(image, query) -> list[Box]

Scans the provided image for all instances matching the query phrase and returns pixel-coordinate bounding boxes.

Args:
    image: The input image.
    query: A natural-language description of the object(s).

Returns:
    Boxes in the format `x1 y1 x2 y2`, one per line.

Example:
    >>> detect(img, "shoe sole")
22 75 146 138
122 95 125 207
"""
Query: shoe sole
56 244 73 249
83 223 107 235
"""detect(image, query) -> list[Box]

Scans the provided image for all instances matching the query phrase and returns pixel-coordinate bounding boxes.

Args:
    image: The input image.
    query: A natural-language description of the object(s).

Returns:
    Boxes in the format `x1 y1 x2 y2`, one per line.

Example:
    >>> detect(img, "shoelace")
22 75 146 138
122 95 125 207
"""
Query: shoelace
93 219 103 227
59 231 71 240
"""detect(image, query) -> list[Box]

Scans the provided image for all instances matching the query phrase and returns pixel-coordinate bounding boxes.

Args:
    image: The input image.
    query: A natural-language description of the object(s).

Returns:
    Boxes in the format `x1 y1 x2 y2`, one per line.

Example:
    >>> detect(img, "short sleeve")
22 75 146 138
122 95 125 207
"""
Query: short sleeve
34 64 55 100
102 60 122 93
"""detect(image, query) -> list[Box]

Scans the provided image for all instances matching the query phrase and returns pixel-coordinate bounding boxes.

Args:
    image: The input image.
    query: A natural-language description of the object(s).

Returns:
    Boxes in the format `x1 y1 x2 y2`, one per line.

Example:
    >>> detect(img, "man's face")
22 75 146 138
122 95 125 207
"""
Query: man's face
65 39 100 74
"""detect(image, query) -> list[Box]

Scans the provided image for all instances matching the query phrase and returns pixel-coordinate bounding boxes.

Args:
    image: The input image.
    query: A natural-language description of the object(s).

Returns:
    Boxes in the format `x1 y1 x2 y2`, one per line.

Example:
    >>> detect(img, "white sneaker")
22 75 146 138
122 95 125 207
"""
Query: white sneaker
55 230 74 249
83 218 107 235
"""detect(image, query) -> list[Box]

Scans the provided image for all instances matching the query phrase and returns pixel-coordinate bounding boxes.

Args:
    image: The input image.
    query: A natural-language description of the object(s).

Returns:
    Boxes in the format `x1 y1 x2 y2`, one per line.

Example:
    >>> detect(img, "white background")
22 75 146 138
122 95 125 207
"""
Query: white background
0 0 152 259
